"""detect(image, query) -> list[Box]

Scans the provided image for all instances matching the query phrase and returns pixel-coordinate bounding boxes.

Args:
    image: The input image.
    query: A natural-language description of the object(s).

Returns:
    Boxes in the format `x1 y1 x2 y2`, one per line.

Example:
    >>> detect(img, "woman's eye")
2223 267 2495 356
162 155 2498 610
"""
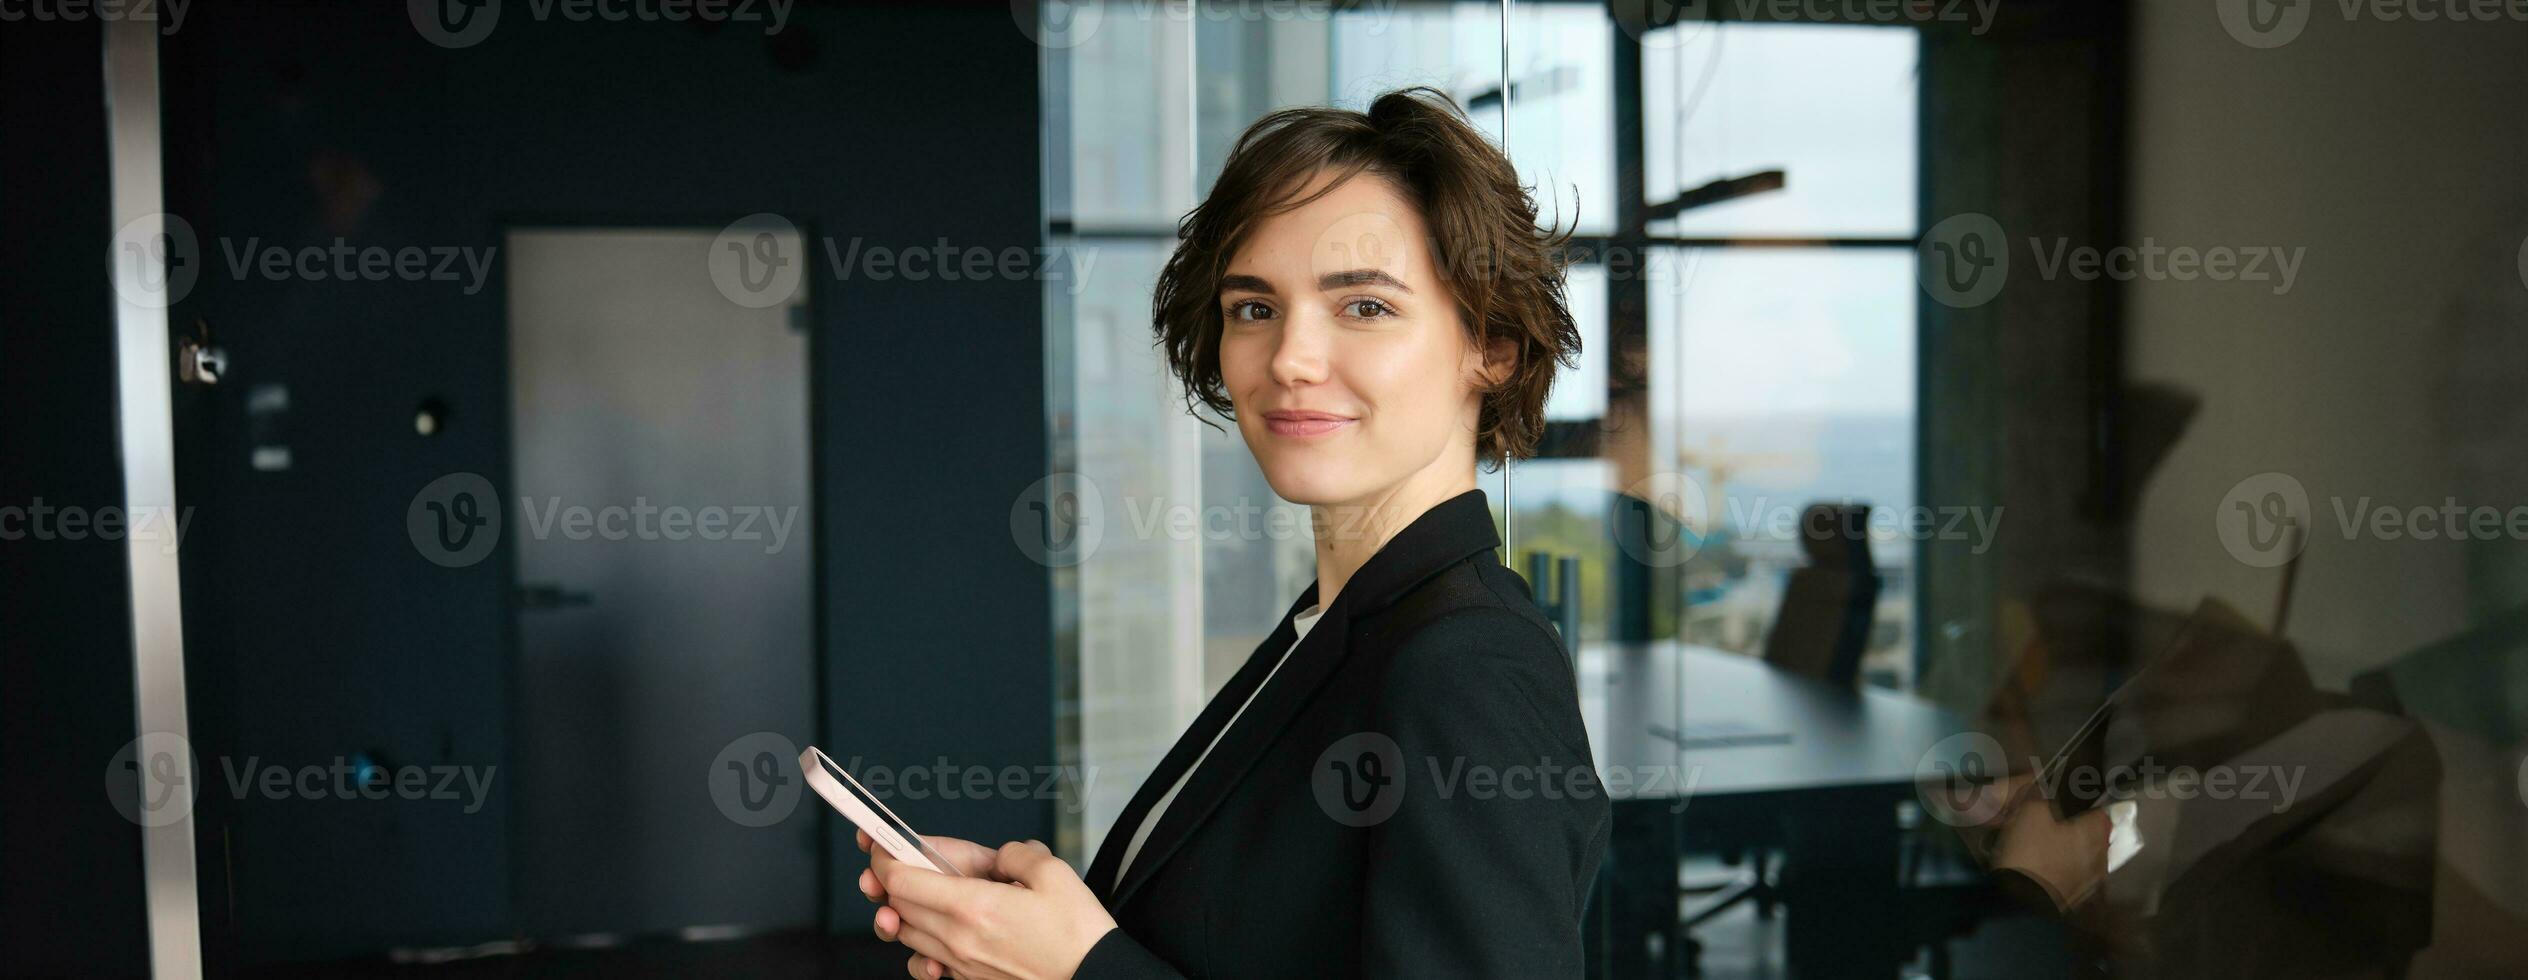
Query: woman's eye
1342 298 1395 319
1225 300 1276 322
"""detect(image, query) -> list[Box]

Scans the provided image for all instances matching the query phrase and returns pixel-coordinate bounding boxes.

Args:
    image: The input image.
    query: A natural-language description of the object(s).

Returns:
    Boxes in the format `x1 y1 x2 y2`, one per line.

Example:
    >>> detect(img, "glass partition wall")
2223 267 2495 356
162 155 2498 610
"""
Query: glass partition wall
1037 0 1923 858
1039 0 1519 860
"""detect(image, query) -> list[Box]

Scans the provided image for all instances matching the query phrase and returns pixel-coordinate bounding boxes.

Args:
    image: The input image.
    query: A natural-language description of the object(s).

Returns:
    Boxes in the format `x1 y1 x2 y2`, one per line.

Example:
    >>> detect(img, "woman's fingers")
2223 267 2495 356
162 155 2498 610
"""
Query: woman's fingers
872 903 902 942
893 923 957 976
879 860 977 915
869 846 903 909
882 881 963 938
995 839 1071 890
1970 773 2039 828
869 832 1005 880
926 835 1002 879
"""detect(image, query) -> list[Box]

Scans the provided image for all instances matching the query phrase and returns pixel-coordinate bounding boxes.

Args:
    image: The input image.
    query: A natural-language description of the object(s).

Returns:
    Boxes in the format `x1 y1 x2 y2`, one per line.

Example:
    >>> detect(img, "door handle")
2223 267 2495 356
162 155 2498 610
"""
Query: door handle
514 582 595 611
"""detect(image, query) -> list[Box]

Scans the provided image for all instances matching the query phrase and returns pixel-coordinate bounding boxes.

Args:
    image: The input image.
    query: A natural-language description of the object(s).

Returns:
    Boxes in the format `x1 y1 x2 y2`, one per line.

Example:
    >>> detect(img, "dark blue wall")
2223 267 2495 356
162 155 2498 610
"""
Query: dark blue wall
5 2 1050 971
0 19 154 980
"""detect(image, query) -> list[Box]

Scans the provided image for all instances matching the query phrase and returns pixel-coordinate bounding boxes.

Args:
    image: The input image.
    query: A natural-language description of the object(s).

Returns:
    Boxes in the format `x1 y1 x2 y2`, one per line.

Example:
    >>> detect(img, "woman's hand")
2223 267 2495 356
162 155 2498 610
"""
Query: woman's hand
1991 791 2110 910
1968 774 2111 912
857 829 1006 892
857 830 1118 980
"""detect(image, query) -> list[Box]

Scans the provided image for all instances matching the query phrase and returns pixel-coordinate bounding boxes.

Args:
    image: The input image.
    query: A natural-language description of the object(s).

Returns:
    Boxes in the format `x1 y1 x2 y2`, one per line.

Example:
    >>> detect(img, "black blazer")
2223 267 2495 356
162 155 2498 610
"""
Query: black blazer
1076 488 1611 979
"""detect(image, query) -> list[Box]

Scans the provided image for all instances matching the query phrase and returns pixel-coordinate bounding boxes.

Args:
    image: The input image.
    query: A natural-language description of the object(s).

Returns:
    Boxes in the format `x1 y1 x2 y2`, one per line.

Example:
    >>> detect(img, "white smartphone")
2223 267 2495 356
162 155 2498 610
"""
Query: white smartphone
799 746 964 876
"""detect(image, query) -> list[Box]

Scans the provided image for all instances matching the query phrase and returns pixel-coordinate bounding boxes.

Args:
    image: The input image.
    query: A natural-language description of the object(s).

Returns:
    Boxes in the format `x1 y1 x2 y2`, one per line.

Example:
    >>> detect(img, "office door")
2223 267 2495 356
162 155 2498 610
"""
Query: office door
155 6 1050 967
504 228 816 938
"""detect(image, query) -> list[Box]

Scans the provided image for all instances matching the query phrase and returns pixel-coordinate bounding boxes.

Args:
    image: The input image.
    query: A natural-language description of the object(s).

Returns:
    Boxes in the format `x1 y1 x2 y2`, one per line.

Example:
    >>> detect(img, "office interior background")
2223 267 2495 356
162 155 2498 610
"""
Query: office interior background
4 0 2526 976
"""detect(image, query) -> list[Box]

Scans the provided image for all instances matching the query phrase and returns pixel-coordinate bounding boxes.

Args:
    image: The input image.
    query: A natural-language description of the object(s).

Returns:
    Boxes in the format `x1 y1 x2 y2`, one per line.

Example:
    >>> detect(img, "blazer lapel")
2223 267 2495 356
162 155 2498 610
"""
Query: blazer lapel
1085 583 1321 900
1101 489 1503 910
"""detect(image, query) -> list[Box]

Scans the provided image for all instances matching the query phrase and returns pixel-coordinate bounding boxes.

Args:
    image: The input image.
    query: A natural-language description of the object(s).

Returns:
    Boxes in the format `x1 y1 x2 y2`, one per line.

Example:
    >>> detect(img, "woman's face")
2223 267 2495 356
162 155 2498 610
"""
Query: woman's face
1216 171 1505 510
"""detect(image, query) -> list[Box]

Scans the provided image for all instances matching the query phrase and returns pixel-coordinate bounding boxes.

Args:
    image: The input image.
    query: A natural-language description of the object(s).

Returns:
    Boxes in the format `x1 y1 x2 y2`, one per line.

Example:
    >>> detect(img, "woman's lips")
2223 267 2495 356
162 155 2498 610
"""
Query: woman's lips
1263 413 1355 438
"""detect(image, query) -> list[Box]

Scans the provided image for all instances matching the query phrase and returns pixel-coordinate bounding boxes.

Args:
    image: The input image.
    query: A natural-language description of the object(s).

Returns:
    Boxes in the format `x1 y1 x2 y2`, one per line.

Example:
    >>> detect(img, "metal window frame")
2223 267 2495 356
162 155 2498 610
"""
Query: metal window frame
105 15 205 980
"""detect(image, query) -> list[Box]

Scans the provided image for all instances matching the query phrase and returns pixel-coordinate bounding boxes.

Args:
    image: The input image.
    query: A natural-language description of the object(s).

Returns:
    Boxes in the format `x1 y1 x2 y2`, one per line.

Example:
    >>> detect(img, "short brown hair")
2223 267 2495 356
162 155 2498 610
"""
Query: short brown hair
1151 86 1580 468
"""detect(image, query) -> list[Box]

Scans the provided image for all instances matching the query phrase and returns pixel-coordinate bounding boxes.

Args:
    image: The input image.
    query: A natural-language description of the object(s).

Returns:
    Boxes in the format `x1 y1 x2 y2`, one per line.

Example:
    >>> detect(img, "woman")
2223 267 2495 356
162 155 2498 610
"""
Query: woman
859 87 1609 980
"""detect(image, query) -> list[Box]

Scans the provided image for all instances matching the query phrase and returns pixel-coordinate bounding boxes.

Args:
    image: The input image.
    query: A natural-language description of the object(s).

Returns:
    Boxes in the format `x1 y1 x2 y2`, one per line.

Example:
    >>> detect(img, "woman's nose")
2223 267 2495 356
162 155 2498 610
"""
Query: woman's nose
1269 313 1332 387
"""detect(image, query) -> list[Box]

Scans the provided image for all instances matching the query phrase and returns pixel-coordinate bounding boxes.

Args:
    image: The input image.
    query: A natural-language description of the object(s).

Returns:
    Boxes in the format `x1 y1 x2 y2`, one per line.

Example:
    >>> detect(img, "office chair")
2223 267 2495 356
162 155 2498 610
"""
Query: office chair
1679 503 1882 971
1761 502 1881 687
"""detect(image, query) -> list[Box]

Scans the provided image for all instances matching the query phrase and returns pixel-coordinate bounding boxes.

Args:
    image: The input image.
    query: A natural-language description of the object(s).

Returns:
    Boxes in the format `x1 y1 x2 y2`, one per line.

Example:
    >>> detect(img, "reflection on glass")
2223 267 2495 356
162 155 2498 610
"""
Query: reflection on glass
1183 12 1526 687
1045 1 1207 860
1645 23 1918 238
1651 247 1918 685
1059 5 1196 228
1504 3 1615 235
1328 2 1508 112
1051 0 1522 859
1055 242 1204 859
1544 263 1610 422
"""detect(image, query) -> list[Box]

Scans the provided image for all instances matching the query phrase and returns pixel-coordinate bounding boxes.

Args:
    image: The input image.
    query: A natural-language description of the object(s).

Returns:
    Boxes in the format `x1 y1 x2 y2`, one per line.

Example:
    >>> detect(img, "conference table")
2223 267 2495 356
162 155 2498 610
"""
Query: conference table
1577 642 1977 979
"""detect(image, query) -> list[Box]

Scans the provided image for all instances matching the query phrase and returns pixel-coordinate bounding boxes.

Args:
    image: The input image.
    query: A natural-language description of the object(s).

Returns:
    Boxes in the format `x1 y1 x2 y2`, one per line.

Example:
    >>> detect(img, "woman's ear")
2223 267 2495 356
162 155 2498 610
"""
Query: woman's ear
1476 333 1519 389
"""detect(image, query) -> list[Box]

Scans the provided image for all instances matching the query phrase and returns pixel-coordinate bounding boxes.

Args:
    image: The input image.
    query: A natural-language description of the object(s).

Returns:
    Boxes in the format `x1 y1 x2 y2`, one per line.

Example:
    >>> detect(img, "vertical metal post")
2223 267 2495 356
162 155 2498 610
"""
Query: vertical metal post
1498 0 1515 548
105 14 205 980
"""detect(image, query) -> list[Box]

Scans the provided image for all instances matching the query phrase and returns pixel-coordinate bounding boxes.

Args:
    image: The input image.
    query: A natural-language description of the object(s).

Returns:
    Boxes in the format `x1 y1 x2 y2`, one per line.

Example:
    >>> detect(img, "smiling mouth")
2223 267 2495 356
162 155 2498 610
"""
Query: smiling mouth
1262 411 1356 439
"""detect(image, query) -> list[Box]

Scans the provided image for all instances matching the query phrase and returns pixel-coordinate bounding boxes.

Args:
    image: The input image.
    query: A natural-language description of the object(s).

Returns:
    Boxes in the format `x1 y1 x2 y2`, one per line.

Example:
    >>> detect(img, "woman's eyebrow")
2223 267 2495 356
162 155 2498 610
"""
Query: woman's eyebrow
1318 268 1412 293
1218 273 1275 295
